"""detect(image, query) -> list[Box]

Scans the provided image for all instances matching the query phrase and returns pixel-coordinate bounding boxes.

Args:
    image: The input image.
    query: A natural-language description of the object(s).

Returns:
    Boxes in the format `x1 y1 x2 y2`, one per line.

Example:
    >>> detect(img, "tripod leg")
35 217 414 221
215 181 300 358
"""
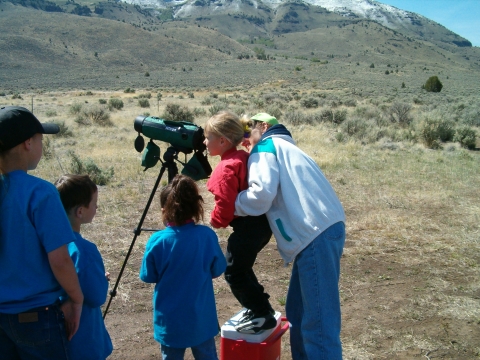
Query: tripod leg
103 165 167 319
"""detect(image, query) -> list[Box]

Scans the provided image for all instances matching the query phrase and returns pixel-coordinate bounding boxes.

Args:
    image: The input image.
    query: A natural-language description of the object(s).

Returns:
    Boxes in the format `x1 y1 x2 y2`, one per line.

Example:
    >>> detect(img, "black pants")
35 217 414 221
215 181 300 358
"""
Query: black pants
224 214 273 315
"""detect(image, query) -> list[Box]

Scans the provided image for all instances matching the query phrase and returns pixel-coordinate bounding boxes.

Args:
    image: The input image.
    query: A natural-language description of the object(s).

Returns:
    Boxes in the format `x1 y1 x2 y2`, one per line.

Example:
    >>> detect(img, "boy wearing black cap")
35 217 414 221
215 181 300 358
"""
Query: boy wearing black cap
0 106 84 359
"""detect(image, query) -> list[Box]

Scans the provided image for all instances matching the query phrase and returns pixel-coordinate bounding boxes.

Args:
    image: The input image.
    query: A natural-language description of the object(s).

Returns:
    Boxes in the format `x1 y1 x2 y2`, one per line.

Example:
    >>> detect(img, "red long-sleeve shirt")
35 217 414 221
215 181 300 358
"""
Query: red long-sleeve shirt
206 147 249 228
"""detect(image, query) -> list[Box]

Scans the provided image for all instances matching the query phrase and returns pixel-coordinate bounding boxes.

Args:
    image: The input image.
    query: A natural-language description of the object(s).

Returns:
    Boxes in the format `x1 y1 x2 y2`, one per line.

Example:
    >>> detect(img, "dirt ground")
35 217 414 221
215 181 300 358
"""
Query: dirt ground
101 231 480 360
102 230 292 360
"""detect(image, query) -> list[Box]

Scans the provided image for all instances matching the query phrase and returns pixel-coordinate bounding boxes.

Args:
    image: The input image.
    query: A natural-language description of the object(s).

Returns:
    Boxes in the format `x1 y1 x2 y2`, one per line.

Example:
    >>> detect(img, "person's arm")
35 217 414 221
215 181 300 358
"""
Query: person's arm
78 244 109 308
210 163 242 228
139 237 161 283
209 232 227 279
48 245 83 340
235 152 279 216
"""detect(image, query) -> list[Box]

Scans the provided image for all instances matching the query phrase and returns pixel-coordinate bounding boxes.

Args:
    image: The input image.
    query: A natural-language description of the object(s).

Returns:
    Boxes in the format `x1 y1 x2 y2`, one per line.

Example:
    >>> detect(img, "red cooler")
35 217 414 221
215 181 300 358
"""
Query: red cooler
220 309 289 360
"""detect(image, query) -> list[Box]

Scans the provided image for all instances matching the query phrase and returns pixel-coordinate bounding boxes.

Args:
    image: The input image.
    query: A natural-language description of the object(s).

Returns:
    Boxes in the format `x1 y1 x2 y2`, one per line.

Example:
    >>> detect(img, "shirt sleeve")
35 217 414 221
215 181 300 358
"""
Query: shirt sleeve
210 163 242 228
235 152 280 216
139 235 161 283
78 243 109 308
209 234 227 278
69 240 108 308
33 186 75 253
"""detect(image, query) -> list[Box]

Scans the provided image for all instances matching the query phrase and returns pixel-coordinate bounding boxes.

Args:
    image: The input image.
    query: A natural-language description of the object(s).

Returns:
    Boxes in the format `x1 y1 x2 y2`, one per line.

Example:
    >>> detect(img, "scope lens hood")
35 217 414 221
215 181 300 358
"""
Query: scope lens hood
134 115 147 133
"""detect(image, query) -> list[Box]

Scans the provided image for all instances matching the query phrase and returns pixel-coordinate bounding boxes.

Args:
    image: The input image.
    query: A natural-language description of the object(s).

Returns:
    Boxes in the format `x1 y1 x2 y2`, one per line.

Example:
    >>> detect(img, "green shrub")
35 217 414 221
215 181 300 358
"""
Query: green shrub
99 99 107 105
69 103 83 115
454 126 476 149
283 111 317 126
301 97 319 109
68 151 114 185
318 109 333 123
418 115 453 149
53 120 73 137
138 99 150 108
208 104 227 117
343 99 357 107
74 115 91 126
12 93 23 99
108 98 124 110
75 106 112 127
193 107 207 117
45 110 57 117
460 108 480 127
424 76 443 92
341 117 368 138
333 109 347 124
188 92 195 99
138 93 152 99
389 102 412 126
162 103 195 122
436 120 455 142
124 87 135 93
42 137 54 160
265 106 282 121
201 97 213 105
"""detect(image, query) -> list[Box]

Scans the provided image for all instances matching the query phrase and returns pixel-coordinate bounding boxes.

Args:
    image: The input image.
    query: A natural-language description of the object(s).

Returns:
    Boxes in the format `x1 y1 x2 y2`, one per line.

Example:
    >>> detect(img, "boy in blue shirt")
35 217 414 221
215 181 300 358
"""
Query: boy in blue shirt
55 174 113 360
0 106 83 359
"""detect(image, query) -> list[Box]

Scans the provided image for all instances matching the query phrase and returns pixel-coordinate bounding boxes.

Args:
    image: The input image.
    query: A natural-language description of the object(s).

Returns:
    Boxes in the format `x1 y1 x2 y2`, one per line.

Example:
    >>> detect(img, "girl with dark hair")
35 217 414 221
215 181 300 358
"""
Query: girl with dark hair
140 174 226 360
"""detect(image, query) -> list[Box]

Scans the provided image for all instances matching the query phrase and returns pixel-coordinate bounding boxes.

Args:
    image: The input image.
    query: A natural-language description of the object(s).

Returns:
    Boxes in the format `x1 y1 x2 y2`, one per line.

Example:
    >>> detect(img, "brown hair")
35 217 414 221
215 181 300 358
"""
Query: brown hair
160 174 204 225
204 111 251 146
55 174 97 213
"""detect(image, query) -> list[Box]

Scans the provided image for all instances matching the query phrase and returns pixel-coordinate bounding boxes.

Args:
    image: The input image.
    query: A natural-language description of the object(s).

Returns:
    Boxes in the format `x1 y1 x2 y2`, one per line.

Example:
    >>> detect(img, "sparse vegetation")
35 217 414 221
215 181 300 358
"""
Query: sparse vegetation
454 125 477 149
53 120 73 137
162 103 195 122
108 98 124 111
138 99 150 108
25 88 479 360
423 75 443 92
67 151 114 186
75 105 113 127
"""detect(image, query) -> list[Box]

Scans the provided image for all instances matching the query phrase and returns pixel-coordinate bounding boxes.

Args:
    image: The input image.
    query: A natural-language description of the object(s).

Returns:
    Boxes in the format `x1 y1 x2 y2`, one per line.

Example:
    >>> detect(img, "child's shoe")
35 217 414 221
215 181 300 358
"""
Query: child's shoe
234 311 276 334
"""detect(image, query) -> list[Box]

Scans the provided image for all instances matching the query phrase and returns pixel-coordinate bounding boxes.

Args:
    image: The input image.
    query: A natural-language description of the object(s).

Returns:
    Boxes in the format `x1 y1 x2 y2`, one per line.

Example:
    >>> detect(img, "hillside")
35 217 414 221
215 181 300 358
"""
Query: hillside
0 0 479 91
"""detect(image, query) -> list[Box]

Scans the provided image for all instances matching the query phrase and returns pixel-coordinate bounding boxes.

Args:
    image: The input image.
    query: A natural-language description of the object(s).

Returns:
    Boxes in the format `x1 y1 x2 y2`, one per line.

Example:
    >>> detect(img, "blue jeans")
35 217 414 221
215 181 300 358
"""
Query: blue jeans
160 337 218 360
285 221 345 360
0 303 69 360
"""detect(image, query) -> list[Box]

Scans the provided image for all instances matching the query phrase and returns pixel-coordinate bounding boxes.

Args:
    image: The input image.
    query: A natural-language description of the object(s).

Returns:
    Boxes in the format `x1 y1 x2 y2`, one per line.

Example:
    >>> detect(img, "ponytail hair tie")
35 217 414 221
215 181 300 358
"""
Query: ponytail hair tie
243 123 251 138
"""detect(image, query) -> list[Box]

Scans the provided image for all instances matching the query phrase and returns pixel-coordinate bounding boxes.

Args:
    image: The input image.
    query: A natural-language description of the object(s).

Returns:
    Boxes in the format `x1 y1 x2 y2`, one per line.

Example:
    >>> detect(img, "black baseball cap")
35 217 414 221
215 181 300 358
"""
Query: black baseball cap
0 106 59 151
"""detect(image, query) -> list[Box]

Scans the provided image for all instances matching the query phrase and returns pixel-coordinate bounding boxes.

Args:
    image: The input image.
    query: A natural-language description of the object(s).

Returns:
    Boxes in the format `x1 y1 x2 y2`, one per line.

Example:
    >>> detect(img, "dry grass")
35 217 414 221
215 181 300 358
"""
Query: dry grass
6 88 480 359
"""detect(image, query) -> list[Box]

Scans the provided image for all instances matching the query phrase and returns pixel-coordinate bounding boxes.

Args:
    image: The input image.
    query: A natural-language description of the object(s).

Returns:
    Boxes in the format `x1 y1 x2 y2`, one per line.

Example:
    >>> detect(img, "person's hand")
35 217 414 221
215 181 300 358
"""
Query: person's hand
105 272 111 281
61 298 83 340
241 138 251 151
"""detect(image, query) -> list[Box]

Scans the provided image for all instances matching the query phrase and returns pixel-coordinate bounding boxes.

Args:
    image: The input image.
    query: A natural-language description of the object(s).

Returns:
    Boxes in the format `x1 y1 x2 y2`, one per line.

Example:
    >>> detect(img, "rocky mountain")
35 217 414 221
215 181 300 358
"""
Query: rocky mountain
1 0 478 90
120 0 472 48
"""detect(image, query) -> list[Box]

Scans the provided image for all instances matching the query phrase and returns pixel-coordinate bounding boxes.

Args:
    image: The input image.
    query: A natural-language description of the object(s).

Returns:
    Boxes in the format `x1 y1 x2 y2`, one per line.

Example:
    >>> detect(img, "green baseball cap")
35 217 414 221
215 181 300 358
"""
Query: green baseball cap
251 113 279 125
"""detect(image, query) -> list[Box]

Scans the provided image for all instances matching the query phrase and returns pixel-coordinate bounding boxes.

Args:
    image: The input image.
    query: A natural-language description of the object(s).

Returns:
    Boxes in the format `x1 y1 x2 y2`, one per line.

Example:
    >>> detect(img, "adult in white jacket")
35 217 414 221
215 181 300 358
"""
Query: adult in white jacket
235 113 346 360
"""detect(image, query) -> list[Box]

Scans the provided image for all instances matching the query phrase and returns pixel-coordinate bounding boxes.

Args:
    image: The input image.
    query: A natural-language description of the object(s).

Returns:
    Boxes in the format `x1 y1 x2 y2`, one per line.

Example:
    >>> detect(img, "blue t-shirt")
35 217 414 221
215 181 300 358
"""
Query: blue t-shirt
140 222 227 348
0 170 75 313
65 232 113 360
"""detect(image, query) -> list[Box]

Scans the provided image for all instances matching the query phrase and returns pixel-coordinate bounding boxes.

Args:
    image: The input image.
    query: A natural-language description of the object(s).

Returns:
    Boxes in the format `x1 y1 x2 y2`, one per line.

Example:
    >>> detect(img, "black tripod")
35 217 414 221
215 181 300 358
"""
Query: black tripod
103 146 179 319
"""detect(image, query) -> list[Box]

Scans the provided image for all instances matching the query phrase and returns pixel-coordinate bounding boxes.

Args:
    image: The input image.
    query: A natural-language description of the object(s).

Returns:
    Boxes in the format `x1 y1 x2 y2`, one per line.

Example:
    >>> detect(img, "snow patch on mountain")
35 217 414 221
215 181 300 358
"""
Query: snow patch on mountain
120 0 426 29
264 0 419 28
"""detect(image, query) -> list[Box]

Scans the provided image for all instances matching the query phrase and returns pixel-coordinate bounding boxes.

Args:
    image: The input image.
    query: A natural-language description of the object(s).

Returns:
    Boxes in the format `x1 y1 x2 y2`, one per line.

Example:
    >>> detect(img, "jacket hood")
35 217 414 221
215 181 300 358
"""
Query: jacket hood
261 124 294 143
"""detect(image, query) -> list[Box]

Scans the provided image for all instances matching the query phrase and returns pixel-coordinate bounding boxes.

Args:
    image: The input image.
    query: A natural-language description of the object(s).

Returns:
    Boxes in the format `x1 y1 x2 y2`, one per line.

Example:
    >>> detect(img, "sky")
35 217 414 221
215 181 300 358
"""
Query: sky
380 0 480 47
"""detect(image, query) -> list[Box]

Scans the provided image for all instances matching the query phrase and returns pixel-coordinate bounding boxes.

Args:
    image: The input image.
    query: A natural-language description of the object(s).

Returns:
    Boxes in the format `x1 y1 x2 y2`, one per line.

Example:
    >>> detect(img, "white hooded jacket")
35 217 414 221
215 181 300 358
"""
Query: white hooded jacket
235 127 345 264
